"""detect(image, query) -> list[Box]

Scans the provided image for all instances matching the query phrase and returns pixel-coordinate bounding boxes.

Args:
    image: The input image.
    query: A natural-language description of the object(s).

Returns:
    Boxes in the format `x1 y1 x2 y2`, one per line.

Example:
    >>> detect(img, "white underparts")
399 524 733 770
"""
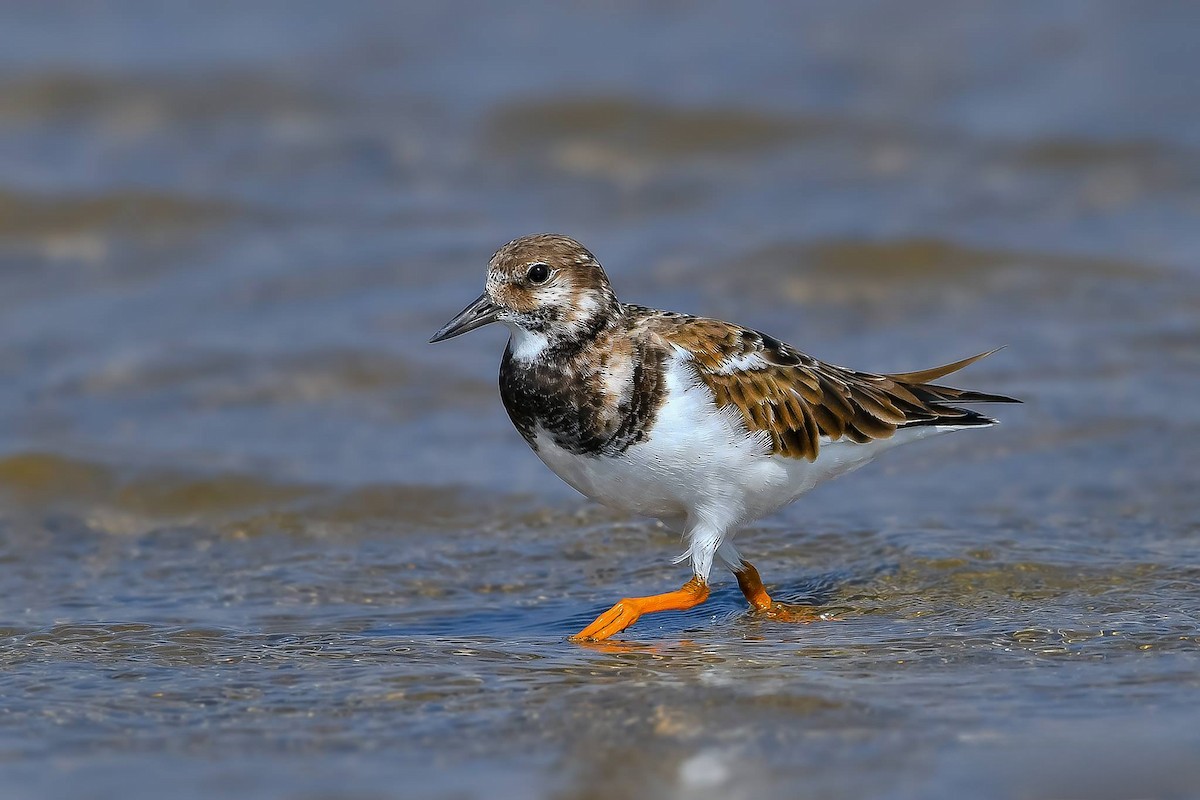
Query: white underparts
526 351 979 583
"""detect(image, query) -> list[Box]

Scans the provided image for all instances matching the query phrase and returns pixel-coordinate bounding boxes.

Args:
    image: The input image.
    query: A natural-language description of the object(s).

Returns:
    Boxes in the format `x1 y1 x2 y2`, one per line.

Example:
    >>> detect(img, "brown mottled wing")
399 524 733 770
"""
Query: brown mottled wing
639 310 1019 461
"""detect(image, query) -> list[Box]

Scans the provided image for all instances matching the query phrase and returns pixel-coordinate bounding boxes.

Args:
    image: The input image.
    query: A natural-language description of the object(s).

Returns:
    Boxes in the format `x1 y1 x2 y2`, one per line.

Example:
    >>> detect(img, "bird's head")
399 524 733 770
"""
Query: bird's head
430 234 619 359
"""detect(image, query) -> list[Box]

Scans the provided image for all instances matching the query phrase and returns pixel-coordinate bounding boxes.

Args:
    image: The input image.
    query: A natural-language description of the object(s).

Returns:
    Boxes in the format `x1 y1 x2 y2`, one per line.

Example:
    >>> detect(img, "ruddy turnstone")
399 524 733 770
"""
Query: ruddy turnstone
431 234 1019 641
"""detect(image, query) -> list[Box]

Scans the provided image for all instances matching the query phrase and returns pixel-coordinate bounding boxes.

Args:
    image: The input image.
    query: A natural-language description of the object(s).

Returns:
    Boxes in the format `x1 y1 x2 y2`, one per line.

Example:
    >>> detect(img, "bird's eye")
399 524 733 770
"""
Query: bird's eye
526 263 551 284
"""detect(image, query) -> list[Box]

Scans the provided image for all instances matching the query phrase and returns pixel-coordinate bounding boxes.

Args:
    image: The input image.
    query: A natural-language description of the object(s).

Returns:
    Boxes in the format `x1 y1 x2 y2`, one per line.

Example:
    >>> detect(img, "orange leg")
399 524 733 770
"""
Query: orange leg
734 560 774 611
733 560 829 622
570 576 710 642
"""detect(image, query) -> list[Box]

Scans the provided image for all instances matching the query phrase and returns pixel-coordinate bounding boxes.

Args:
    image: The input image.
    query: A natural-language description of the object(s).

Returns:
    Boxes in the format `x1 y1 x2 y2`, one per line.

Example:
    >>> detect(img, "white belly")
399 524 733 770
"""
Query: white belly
528 357 947 527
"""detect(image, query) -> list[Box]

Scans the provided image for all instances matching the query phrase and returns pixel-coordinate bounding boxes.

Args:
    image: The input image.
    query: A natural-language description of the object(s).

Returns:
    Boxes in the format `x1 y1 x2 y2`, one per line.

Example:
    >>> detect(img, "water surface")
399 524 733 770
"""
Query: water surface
1 2 1198 798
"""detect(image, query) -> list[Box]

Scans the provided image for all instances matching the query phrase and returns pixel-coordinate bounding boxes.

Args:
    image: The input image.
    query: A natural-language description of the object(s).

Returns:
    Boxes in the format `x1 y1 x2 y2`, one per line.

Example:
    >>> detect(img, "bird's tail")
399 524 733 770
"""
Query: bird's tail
887 348 1021 429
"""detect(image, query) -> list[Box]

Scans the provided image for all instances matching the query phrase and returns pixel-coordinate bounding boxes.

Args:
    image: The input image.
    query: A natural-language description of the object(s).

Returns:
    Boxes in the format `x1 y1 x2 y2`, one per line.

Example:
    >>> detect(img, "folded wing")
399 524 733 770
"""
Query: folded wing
641 311 1020 461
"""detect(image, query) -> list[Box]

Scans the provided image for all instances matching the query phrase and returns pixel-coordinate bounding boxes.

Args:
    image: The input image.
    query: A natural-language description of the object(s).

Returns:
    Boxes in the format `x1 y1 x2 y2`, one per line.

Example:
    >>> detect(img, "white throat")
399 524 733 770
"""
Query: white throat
505 322 552 362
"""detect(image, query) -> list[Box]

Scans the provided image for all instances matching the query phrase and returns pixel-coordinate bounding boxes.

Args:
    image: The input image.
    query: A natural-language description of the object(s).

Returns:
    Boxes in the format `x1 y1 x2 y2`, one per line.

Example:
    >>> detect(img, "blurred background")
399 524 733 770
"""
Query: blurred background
1 2 1198 799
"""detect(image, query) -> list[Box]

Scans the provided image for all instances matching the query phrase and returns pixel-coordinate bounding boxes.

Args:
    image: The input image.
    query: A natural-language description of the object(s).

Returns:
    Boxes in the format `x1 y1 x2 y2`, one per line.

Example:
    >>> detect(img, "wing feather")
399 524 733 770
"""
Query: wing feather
636 308 1019 461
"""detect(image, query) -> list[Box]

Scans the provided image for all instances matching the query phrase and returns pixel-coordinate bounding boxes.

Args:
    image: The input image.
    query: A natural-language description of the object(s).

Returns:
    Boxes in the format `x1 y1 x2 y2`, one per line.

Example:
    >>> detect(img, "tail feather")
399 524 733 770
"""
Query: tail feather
917 384 1022 405
887 348 1020 430
886 347 1004 385
901 407 998 429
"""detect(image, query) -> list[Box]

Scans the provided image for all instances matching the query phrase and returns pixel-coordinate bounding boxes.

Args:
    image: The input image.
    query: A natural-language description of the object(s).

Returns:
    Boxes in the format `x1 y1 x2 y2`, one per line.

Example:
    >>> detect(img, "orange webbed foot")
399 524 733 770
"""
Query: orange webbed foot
570 600 642 641
734 560 838 623
759 602 838 622
569 576 710 642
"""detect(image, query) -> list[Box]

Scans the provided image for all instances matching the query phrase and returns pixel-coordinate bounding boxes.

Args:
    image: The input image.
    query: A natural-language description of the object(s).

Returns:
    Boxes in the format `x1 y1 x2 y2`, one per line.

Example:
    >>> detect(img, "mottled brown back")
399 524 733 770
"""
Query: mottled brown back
632 307 1019 461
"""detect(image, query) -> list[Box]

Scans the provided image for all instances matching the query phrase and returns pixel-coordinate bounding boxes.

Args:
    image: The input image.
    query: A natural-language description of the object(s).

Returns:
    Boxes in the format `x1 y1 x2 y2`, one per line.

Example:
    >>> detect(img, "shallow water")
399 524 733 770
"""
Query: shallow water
1 2 1199 798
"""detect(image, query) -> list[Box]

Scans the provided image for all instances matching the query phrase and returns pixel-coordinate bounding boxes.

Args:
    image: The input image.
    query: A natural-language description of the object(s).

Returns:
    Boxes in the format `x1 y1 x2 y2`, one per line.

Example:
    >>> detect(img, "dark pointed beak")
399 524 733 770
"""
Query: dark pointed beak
429 293 500 343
